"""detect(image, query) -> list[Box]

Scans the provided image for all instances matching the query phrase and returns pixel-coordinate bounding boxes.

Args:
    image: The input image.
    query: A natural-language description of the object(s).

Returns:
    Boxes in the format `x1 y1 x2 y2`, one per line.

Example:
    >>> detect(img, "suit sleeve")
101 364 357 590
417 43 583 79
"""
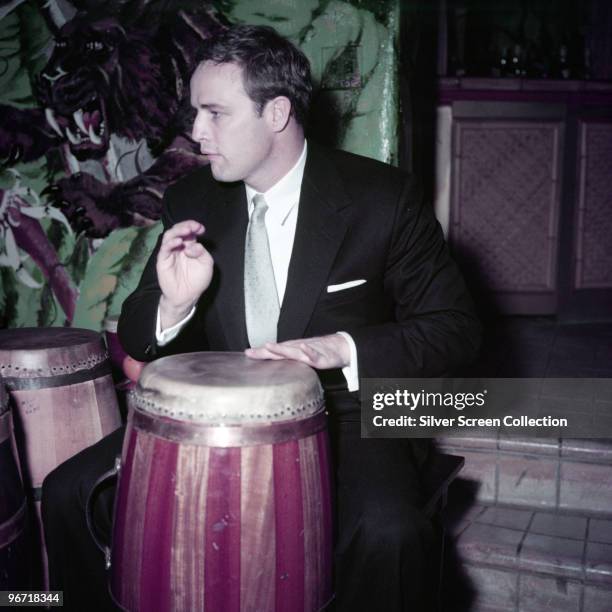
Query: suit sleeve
349 177 481 379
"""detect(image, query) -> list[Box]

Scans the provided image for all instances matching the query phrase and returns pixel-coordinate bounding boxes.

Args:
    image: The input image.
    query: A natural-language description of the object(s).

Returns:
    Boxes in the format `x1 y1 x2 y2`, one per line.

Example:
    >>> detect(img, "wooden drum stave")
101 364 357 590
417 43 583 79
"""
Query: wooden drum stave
0 378 29 589
110 352 333 612
0 327 122 586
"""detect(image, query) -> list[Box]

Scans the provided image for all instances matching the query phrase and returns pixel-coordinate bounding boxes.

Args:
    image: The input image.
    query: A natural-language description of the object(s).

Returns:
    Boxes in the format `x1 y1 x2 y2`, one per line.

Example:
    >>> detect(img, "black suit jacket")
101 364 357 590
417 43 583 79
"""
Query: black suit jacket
119 142 480 419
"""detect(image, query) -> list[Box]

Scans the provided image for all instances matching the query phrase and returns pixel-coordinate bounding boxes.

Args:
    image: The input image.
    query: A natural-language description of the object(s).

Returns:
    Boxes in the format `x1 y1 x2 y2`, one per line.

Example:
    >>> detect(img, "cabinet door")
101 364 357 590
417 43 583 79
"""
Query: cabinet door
563 120 612 318
450 112 564 314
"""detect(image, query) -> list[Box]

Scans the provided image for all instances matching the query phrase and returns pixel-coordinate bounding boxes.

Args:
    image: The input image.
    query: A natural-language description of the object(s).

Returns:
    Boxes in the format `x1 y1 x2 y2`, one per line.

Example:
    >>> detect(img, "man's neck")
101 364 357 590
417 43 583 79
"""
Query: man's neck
247 131 305 193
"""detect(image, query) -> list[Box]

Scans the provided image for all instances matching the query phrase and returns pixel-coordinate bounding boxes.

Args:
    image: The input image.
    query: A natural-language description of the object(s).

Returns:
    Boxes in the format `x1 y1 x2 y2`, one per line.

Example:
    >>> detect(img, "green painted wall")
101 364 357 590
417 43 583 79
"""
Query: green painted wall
0 0 400 332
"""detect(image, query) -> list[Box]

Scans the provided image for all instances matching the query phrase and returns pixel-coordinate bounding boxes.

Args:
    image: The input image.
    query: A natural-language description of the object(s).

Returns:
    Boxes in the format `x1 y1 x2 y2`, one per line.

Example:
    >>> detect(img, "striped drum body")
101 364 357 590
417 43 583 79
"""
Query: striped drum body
0 379 29 589
111 352 333 612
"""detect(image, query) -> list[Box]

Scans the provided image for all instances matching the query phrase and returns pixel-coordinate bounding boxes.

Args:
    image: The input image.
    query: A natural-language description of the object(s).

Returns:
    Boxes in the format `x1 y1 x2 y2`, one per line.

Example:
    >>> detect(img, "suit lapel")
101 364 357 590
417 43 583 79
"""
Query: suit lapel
277 145 350 341
209 181 249 350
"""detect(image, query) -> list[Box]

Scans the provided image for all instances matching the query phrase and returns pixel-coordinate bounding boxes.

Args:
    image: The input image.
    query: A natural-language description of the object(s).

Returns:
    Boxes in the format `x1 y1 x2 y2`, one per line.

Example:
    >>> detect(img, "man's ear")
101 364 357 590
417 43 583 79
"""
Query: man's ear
265 96 292 132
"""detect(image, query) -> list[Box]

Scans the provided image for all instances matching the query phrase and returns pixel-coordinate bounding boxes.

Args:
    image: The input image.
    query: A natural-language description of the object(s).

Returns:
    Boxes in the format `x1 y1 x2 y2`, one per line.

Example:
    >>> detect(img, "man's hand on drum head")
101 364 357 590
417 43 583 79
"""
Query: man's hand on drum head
157 220 213 328
245 334 350 370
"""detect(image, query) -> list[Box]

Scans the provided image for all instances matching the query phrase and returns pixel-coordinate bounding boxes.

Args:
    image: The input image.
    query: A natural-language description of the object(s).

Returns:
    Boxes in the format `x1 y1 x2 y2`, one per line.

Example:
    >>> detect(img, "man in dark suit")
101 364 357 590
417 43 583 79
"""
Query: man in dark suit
43 24 480 611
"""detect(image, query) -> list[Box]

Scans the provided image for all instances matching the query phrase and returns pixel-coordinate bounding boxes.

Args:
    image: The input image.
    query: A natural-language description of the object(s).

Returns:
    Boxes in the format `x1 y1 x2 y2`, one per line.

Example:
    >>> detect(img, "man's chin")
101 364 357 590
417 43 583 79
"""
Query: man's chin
209 163 225 180
210 164 238 184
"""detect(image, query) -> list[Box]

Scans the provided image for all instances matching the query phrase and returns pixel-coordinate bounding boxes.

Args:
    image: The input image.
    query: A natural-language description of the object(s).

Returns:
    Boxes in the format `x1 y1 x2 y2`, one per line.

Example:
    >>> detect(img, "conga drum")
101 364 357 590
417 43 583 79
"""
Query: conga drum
0 378 29 589
110 352 333 612
0 327 122 585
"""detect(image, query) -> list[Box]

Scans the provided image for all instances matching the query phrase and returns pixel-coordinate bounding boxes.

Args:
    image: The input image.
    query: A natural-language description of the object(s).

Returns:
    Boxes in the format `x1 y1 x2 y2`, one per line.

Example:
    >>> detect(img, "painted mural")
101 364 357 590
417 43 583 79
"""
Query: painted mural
0 0 399 331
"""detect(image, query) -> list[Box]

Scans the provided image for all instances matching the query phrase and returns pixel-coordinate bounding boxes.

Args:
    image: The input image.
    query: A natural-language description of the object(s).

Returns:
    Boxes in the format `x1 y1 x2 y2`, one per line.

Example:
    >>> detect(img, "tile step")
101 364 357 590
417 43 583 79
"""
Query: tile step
437 436 612 465
444 563 612 612
442 501 612 612
437 443 612 515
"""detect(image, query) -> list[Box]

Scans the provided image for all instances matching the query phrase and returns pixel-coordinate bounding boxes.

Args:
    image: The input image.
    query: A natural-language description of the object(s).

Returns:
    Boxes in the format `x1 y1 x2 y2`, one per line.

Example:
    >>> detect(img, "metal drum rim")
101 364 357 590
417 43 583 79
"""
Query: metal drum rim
129 403 328 447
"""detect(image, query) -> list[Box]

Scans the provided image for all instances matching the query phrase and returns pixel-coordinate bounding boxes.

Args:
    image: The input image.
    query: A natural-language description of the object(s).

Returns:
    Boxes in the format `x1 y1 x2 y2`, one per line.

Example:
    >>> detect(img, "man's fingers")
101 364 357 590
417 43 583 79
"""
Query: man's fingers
256 342 319 365
245 346 286 360
158 221 209 263
183 241 207 258
161 220 205 246
246 335 345 370
157 236 185 262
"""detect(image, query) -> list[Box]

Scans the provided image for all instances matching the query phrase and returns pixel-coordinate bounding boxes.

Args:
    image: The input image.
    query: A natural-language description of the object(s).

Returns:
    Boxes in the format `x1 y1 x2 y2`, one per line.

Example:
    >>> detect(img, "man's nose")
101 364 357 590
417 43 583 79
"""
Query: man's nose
191 115 208 142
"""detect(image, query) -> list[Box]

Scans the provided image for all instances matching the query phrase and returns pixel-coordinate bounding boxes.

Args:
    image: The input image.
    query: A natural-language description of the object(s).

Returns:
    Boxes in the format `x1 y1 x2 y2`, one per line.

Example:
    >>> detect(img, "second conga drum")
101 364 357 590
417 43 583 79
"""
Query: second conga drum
111 352 333 612
0 327 122 587
0 328 122 497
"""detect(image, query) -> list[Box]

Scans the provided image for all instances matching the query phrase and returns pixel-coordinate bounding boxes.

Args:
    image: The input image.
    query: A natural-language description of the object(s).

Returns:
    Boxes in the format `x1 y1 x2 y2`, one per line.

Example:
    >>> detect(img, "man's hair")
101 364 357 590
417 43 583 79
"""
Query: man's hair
196 24 312 127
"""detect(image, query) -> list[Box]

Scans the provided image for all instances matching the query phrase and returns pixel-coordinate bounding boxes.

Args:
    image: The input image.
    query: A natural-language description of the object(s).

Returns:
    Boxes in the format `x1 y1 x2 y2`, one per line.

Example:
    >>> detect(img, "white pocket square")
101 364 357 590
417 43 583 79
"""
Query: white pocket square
327 279 366 293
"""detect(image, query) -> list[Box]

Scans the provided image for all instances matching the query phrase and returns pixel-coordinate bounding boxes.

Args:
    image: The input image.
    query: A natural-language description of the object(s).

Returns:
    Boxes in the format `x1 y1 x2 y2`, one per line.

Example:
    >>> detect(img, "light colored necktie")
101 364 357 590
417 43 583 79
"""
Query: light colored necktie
244 194 280 347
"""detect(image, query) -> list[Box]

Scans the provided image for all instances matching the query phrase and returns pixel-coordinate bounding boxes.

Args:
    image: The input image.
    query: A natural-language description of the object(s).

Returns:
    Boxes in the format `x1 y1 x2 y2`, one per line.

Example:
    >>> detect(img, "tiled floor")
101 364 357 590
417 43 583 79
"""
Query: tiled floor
470 317 612 378
441 317 612 611
443 502 612 611
451 505 612 579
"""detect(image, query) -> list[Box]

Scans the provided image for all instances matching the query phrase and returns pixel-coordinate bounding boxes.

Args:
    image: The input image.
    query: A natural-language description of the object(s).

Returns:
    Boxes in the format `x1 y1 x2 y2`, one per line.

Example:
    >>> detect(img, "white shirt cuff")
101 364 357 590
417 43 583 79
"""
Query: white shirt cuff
336 331 359 392
156 305 196 346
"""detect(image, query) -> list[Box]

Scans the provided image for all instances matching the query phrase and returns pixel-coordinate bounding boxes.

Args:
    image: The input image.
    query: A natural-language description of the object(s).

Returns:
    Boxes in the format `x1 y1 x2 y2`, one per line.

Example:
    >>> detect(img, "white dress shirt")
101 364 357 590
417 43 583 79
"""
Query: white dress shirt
156 140 359 391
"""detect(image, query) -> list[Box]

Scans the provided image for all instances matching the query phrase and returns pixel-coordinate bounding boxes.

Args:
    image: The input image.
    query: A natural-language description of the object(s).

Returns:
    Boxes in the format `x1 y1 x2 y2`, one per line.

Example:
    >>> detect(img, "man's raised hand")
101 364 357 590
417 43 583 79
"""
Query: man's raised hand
157 220 213 328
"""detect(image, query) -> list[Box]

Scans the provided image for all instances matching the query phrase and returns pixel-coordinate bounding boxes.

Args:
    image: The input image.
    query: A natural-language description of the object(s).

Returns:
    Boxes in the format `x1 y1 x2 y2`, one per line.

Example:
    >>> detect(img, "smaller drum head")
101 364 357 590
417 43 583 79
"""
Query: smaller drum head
131 352 324 424
0 328 107 379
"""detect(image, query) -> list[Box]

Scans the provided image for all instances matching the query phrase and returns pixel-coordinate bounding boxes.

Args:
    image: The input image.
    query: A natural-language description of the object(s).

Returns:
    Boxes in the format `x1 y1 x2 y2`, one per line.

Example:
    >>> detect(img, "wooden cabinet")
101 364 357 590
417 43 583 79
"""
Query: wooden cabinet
435 78 612 319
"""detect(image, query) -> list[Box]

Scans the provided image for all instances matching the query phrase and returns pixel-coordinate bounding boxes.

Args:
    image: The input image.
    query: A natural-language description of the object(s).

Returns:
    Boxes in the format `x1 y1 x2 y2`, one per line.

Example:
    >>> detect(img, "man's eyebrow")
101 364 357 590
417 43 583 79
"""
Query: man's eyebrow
191 102 228 110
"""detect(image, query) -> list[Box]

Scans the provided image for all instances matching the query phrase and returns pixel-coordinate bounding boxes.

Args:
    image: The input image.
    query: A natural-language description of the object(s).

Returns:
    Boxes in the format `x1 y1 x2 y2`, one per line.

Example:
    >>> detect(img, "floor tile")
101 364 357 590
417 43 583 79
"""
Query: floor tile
560 462 612 513
583 584 612 612
585 541 612 586
518 533 584 579
549 341 595 364
463 564 517 612
456 522 524 568
590 519 612 545
497 455 557 508
475 505 533 531
530 512 587 540
518 573 581 612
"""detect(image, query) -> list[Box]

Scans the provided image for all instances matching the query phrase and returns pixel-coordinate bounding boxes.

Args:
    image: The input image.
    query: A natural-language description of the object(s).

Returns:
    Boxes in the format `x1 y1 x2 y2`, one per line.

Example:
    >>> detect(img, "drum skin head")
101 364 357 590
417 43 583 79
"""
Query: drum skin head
0 328 107 379
133 352 324 424
0 327 100 351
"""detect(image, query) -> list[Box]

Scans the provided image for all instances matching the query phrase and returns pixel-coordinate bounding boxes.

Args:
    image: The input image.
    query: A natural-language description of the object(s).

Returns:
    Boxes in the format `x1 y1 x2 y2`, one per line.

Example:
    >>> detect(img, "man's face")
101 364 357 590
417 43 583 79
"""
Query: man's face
190 61 274 188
